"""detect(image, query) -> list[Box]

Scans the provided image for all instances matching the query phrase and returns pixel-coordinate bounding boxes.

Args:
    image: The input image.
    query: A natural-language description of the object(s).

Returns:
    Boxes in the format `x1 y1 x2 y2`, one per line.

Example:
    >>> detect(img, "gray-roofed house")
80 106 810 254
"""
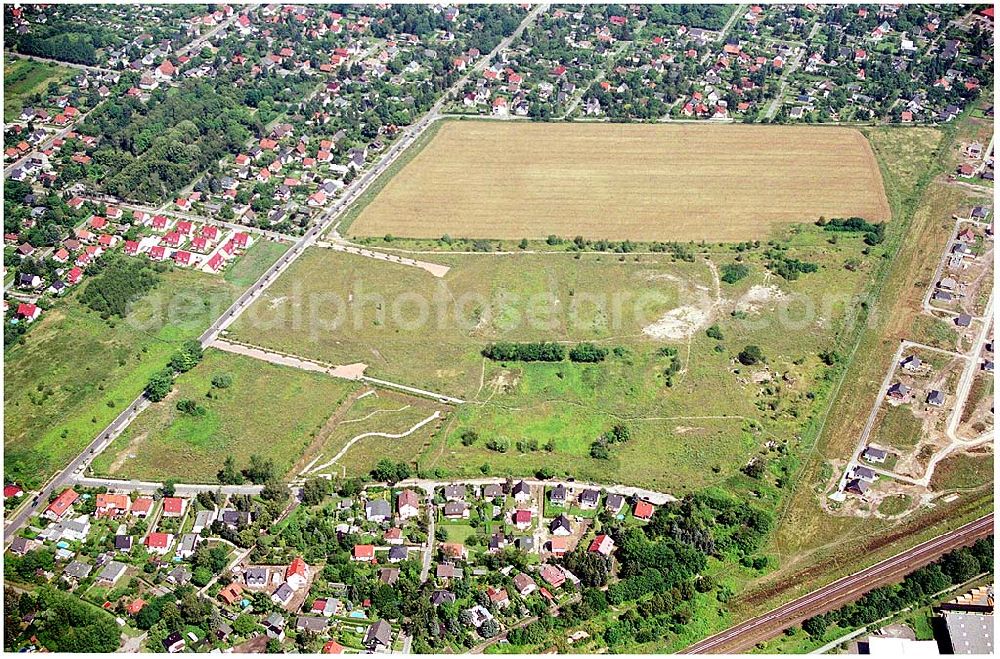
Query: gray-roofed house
114 534 133 552
482 483 504 499
443 501 469 519
10 537 39 555
900 355 921 371
862 447 888 463
578 489 600 508
512 481 532 501
264 612 286 640
444 484 466 500
178 533 199 559
296 616 327 633
513 572 537 596
605 493 625 514
272 582 294 606
955 313 973 327
927 390 946 406
98 561 128 585
379 568 400 585
887 382 910 399
431 590 456 606
364 620 392 650
168 566 192 585
366 499 392 522
64 560 92 581
853 465 877 482
846 478 870 495
192 509 216 533
549 484 567 505
515 536 534 552
388 545 408 563
221 509 252 528
436 563 463 580
245 566 268 586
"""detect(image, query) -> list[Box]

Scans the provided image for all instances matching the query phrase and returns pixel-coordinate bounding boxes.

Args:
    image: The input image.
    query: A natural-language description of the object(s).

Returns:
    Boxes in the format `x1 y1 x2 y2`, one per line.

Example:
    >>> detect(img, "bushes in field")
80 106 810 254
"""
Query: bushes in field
737 345 765 366
590 423 631 460
483 341 618 363
569 343 607 363
720 262 750 284
765 249 818 280
819 216 885 246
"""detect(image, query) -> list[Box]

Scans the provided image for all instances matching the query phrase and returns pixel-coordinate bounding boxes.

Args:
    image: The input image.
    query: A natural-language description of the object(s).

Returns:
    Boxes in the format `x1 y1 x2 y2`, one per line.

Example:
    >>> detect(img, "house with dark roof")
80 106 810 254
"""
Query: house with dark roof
364 620 392 650
550 514 572 536
578 489 600 508
927 390 946 406
512 481 532 501
431 590 456 606
366 499 392 522
549 484 567 505
444 484 466 500
862 447 888 463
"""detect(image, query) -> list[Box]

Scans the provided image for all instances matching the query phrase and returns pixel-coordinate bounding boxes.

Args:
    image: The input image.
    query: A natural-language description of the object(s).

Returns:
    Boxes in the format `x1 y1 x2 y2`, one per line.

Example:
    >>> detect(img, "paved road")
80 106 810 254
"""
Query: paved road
74 476 263 497
681 514 993 654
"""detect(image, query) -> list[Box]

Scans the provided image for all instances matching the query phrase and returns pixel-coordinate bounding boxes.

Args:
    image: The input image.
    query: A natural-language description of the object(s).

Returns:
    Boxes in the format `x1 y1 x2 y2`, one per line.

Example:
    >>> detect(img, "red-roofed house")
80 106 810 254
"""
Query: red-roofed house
588 534 615 556
90 216 107 230
16 303 41 323
353 544 375 561
96 493 131 518
124 240 140 256
173 250 192 266
131 496 153 517
66 267 83 285
633 500 654 520
149 245 167 261
206 252 224 272
145 532 173 554
513 509 532 530
45 488 79 520
323 640 345 654
162 497 184 517
286 557 308 590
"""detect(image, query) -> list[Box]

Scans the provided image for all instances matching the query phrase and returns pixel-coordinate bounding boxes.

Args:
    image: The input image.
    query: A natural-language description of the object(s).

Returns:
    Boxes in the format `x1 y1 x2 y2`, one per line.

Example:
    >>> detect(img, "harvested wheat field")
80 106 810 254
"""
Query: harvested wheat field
349 122 891 242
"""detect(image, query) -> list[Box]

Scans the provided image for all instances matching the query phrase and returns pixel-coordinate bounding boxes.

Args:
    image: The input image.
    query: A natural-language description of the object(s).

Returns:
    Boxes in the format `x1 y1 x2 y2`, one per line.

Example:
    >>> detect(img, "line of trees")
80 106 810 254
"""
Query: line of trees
801 536 993 639
483 341 616 363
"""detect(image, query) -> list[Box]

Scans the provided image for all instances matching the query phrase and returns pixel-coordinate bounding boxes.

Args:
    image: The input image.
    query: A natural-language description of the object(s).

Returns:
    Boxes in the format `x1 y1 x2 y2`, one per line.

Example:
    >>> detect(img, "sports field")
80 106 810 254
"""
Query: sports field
347 122 891 242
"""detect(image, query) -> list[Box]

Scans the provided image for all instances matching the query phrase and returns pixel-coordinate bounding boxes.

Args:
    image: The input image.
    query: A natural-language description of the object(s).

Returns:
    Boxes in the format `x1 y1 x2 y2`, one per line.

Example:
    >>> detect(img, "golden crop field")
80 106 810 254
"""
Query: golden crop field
348 122 891 242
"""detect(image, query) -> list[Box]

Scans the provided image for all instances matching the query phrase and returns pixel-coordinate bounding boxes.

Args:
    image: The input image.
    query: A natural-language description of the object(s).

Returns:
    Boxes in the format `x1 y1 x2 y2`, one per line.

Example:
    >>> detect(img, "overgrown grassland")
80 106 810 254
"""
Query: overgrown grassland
5 269 236 487
4 246 285 487
91 349 358 482
231 226 876 490
4 58 74 121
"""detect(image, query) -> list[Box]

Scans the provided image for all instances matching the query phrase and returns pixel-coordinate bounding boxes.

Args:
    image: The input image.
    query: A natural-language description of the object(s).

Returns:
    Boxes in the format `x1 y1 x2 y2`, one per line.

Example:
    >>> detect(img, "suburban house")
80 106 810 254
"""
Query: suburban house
397 489 420 519
44 488 79 520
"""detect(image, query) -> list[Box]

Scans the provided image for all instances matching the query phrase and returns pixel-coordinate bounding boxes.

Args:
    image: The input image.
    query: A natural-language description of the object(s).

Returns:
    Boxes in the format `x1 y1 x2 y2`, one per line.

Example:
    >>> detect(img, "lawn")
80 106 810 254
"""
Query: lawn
91 349 359 483
347 121 890 242
4 268 240 488
223 239 290 288
4 58 74 121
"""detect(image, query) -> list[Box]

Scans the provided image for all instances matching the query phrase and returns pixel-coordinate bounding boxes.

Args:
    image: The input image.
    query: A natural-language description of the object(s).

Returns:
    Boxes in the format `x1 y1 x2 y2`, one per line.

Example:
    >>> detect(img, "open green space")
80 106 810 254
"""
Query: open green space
4 58 74 121
300 389 447 479
5 268 238 487
870 404 925 452
91 349 358 482
231 217 876 491
4 246 285 488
